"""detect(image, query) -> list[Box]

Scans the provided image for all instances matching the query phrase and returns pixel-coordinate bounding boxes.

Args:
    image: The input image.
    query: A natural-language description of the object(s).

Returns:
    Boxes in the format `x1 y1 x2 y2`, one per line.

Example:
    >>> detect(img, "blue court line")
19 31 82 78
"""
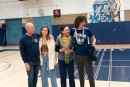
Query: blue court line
0 61 11 72
0 51 17 72
0 49 19 52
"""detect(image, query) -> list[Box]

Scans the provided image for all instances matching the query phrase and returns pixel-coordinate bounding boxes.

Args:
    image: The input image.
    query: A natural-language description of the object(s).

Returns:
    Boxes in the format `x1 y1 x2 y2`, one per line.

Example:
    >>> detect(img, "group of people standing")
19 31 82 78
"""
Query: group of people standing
19 16 96 87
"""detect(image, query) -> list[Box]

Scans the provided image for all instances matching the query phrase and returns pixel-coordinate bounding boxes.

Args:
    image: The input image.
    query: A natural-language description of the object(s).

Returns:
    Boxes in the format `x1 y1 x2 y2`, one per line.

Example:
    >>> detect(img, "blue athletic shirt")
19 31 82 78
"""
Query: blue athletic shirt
70 27 93 56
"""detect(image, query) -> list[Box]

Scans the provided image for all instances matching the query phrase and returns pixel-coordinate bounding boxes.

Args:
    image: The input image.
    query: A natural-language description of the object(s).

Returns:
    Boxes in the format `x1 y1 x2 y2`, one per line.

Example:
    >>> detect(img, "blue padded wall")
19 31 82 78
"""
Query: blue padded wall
33 16 52 34
52 21 130 44
52 24 74 41
0 29 5 45
6 19 22 45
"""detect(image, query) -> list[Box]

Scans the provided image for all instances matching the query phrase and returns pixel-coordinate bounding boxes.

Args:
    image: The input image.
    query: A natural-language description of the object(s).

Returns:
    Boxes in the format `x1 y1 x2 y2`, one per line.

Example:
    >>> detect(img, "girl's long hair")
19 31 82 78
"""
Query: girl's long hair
39 26 50 40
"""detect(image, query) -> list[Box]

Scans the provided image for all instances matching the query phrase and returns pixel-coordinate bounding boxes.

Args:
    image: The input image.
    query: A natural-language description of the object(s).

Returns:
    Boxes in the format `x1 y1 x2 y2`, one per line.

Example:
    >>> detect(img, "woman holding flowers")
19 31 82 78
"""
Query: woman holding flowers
55 25 75 87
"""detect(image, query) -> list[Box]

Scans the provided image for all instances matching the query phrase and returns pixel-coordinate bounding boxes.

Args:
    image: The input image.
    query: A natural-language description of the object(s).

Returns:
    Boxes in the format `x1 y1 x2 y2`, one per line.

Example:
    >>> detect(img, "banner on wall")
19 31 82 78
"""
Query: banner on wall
88 0 121 23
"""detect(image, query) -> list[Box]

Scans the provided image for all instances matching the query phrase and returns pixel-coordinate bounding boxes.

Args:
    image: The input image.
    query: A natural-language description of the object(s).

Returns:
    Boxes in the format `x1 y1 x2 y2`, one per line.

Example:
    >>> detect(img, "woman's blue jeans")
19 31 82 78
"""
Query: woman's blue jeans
41 55 57 87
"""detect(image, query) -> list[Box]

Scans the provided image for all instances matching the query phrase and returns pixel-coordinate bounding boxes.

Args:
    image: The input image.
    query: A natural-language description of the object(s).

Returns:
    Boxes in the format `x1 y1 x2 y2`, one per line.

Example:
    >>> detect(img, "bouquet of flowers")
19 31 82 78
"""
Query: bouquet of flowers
60 36 70 64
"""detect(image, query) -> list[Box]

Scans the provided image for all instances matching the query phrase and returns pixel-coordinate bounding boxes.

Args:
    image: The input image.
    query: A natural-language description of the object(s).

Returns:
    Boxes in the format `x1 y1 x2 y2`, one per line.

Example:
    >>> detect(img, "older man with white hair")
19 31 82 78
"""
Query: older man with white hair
19 23 40 87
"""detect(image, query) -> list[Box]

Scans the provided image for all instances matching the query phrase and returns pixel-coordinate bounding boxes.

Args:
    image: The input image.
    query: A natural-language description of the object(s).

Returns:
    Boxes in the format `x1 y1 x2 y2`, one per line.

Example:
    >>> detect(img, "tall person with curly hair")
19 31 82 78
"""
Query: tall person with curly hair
70 16 96 87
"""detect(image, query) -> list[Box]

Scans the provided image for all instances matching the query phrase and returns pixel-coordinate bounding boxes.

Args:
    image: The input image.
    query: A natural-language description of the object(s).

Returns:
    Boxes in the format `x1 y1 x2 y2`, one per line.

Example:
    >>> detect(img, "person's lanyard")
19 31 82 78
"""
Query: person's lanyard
74 28 85 45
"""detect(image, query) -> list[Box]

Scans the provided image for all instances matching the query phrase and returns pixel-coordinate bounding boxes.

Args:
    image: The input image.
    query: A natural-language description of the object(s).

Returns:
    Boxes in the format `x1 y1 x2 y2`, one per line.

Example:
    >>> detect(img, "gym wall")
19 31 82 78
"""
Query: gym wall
0 0 129 20
53 13 87 25
124 10 130 21
0 28 5 45
0 0 88 19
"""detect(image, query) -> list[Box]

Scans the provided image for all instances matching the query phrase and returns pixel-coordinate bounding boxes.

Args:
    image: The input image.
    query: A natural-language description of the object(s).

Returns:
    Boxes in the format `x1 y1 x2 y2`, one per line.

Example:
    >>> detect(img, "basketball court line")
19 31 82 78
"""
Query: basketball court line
0 61 11 72
94 49 105 80
108 49 113 87
0 52 18 59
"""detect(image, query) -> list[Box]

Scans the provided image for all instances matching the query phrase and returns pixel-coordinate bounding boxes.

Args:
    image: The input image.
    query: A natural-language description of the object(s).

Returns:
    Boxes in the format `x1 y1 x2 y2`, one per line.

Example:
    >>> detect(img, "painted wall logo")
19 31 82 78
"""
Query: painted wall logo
89 0 120 23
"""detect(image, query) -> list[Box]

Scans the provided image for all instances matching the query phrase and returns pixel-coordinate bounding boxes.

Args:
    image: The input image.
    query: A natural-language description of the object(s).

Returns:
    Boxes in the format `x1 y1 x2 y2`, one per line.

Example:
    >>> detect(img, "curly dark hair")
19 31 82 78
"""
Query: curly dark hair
74 16 87 28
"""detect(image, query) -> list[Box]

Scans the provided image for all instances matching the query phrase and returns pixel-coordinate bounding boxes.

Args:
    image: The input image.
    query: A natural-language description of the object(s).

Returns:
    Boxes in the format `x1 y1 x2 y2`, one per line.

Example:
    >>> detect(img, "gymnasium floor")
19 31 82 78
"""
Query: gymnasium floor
0 45 130 87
